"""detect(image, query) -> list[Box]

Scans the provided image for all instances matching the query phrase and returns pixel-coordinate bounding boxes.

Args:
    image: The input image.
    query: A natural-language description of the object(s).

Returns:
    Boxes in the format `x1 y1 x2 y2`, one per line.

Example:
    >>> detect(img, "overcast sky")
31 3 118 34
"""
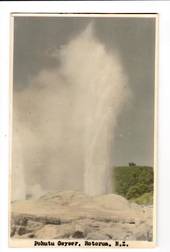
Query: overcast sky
13 16 156 167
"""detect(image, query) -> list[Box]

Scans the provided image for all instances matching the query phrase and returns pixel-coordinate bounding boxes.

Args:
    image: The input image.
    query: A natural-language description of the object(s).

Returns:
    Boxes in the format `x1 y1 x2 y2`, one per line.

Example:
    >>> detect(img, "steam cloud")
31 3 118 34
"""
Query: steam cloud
12 24 129 200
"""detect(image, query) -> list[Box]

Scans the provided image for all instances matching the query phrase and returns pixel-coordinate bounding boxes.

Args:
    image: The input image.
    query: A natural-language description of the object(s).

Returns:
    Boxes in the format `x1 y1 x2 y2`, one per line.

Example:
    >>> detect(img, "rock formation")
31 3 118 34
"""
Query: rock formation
11 191 153 241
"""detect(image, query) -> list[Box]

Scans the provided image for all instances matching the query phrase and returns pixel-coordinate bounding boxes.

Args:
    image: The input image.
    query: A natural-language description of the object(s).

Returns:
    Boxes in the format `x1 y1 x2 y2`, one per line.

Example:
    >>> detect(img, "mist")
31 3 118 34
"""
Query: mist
12 24 129 200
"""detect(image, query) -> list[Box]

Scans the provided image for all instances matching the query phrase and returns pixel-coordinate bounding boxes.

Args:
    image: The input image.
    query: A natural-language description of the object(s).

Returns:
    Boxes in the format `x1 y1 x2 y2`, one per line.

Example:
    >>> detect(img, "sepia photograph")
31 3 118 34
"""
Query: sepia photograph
9 13 158 248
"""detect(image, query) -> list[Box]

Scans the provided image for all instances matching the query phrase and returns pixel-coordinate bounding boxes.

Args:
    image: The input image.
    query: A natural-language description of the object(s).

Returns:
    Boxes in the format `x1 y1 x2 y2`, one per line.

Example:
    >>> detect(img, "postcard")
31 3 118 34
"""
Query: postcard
9 13 158 248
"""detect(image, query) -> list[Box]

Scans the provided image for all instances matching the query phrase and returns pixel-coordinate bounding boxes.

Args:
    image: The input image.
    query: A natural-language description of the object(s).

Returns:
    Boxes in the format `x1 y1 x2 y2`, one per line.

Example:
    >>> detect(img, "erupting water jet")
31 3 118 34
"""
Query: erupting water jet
12 24 129 200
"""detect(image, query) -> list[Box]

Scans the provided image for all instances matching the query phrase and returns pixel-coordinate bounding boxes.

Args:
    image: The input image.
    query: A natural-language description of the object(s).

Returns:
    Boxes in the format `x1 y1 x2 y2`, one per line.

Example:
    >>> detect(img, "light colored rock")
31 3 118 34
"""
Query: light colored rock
93 194 130 210
11 191 153 241
86 232 110 240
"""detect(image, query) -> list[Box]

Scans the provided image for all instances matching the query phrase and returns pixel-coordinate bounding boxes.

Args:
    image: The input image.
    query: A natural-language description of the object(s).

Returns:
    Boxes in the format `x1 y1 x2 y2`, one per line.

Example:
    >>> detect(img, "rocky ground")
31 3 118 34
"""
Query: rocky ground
10 191 153 241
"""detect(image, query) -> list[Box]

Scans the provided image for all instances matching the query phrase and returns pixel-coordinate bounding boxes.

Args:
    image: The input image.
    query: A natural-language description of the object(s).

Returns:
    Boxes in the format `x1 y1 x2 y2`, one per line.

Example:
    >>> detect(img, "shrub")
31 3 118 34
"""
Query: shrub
113 166 153 203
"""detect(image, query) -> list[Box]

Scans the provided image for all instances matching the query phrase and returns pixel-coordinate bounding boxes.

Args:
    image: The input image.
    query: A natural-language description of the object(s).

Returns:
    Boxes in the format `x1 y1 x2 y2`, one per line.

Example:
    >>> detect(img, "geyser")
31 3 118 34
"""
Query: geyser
12 24 129 200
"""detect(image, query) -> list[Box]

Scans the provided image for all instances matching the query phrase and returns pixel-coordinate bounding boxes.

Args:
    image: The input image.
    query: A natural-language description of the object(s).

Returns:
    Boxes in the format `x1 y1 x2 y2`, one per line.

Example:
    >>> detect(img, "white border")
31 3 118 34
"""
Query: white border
0 1 170 252
8 12 158 249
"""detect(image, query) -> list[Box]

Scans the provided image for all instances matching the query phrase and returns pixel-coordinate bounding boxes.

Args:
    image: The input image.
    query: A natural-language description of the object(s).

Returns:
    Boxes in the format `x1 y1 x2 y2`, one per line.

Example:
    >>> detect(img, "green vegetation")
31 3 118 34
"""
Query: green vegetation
131 192 153 205
113 165 154 205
